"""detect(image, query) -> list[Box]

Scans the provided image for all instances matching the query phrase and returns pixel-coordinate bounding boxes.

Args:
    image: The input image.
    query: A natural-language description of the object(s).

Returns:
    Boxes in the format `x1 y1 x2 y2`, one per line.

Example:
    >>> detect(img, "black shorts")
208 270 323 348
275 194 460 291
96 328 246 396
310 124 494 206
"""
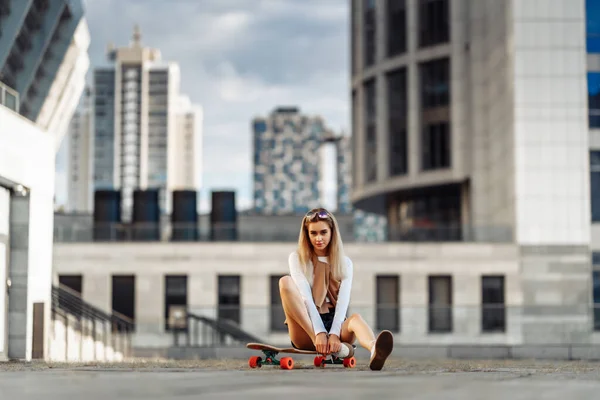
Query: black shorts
290 308 338 349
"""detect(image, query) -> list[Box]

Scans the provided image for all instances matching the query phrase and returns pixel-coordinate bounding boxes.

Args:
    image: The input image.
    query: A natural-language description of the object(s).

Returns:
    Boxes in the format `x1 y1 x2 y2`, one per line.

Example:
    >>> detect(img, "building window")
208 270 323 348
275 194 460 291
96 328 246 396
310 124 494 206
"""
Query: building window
587 0 600 53
588 73 600 128
363 0 376 68
418 0 450 48
419 58 451 171
387 0 407 57
390 184 462 241
351 0 359 73
481 276 505 333
270 275 287 332
422 122 451 170
376 275 400 332
111 275 135 332
591 152 600 222
364 78 377 182
387 68 408 176
428 275 452 332
57 275 83 318
58 275 82 295
164 275 187 331
420 58 450 109
218 275 240 325
594 271 600 330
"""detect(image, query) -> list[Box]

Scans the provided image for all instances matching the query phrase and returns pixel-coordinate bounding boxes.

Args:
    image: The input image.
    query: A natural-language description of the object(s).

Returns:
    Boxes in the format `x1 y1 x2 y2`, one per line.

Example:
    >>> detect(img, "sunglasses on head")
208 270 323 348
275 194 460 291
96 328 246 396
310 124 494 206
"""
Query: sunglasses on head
305 208 331 221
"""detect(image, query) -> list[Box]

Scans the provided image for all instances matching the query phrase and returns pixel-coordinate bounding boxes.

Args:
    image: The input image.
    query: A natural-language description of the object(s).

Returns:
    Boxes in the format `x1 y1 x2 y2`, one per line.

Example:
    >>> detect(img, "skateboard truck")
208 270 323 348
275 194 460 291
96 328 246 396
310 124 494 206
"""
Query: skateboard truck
313 353 356 368
249 350 294 370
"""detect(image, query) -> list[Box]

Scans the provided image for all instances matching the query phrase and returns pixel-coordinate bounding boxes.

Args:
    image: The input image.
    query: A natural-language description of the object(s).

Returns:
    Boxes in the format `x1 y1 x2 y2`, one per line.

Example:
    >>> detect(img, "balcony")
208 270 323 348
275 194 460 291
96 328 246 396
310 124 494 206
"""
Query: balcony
0 81 19 113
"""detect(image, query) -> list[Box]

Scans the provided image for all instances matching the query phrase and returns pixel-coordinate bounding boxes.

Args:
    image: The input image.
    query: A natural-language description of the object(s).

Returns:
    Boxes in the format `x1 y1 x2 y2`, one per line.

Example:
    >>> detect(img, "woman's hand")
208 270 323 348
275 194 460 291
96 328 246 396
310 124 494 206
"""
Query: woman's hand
328 334 341 354
315 332 328 355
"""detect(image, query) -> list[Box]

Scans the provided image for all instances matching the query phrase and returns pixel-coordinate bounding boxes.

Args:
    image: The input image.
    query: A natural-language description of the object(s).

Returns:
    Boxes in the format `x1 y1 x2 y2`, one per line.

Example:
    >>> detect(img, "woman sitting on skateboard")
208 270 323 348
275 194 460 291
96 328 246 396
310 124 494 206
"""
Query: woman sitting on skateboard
279 207 394 371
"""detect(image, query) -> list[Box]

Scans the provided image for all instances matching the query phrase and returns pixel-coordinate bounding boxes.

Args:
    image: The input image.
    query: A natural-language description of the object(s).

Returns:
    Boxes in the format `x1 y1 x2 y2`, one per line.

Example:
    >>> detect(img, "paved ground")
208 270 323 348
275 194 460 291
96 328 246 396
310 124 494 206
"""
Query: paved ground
2 358 600 399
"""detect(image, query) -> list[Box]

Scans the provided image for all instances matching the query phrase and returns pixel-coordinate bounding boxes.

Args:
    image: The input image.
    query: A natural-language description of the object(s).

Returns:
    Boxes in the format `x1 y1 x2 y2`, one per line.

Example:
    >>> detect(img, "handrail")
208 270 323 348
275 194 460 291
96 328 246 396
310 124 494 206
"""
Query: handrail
52 284 135 331
172 311 262 347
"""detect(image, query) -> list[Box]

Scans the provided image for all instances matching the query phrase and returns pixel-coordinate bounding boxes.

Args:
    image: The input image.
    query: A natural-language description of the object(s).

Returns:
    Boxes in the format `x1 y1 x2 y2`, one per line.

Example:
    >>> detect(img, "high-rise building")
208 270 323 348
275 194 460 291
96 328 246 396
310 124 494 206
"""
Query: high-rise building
350 0 591 344
0 0 90 150
173 95 203 192
252 107 355 215
92 26 202 221
351 0 589 245
66 87 93 213
252 107 333 214
333 134 352 214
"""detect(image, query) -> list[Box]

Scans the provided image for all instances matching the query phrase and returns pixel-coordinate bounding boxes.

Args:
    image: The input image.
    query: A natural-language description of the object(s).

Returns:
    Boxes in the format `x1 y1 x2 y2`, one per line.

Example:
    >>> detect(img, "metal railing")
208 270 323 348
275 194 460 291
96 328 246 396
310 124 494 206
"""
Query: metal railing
0 81 19 113
167 303 600 349
53 221 514 244
51 284 135 360
172 311 263 348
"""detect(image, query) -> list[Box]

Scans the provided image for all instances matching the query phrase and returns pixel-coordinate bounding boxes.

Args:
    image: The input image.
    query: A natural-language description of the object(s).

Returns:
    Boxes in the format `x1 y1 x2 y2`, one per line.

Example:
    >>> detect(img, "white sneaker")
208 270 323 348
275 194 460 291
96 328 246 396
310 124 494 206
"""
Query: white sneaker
333 342 355 359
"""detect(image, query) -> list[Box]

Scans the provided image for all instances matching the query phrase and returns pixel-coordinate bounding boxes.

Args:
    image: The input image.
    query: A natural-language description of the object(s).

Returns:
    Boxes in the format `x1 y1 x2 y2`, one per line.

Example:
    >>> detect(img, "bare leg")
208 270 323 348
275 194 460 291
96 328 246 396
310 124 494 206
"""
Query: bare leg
279 276 315 350
340 313 375 350
340 313 393 371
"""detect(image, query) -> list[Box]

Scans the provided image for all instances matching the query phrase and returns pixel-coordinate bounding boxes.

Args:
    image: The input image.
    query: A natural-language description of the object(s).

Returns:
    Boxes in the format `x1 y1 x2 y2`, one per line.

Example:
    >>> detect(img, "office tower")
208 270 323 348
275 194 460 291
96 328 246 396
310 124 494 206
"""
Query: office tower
334 134 352 214
173 95 203 192
252 107 332 214
351 0 589 340
0 0 90 149
92 26 202 221
66 87 93 213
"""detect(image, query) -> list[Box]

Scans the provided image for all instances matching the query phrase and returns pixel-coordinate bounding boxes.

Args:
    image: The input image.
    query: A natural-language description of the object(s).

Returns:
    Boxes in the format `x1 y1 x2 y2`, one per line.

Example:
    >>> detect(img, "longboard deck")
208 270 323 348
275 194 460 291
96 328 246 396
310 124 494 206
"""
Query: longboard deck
246 342 317 355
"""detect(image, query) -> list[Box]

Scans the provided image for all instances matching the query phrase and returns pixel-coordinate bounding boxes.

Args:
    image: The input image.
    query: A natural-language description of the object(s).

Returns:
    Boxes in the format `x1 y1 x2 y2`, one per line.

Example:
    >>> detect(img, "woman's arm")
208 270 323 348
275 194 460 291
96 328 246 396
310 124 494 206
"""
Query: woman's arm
329 257 353 338
288 252 327 336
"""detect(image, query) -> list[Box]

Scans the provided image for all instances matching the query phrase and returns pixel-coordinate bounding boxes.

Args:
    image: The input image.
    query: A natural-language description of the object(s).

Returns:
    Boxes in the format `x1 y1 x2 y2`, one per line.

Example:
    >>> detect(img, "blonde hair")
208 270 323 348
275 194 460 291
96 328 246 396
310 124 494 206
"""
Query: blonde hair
296 208 346 281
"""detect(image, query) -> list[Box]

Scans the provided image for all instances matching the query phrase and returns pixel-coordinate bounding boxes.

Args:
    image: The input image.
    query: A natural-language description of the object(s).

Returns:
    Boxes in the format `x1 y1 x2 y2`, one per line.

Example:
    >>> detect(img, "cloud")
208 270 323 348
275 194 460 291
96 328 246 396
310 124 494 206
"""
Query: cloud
65 0 349 211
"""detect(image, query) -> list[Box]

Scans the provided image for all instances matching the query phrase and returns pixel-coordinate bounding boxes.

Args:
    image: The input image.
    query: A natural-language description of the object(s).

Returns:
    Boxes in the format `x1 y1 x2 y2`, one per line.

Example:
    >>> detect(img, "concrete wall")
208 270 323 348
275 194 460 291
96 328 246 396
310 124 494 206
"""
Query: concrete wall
0 106 56 360
519 245 593 344
512 0 590 245
53 241 526 352
48 311 126 362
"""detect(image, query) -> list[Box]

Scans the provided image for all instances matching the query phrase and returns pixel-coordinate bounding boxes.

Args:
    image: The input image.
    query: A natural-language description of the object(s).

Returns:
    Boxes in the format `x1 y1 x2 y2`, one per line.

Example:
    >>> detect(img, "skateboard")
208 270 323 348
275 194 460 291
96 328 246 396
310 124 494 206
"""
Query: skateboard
246 342 357 370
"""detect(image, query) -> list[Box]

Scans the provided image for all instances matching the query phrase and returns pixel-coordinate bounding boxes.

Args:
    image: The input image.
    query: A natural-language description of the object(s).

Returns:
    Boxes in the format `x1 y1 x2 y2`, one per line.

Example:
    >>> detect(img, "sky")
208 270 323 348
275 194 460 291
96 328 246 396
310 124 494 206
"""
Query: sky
55 0 350 213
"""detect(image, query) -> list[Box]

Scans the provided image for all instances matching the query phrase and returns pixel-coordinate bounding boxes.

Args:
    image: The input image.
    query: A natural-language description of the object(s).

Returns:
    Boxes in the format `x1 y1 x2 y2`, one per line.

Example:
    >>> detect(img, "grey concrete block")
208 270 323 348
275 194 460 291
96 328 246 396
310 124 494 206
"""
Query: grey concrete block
8 274 27 289
521 322 591 344
7 286 27 312
396 345 449 359
7 249 28 277
8 224 28 250
521 304 589 316
9 197 30 225
570 345 600 360
520 245 589 257
511 346 571 360
449 345 510 359
548 262 591 274
7 337 26 360
8 310 26 336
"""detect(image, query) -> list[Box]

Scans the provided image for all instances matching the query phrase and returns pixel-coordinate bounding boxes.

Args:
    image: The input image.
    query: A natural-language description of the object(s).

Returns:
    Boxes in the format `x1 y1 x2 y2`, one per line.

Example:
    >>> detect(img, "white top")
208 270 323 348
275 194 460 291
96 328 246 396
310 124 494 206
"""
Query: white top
288 251 353 337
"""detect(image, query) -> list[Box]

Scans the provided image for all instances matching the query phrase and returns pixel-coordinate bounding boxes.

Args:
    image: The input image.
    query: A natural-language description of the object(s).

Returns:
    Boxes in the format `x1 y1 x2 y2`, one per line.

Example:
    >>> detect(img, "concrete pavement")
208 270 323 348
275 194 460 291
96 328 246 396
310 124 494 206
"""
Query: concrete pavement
1 359 600 399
